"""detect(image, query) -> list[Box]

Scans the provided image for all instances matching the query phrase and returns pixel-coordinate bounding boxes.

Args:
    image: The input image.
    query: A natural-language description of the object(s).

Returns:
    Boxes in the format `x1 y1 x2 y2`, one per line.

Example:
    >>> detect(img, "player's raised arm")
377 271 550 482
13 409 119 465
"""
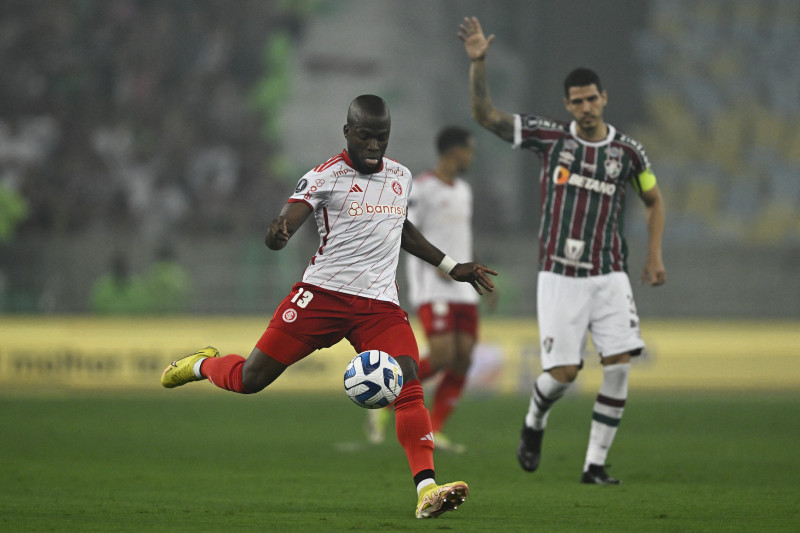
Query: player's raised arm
265 201 312 250
458 16 514 143
401 218 497 294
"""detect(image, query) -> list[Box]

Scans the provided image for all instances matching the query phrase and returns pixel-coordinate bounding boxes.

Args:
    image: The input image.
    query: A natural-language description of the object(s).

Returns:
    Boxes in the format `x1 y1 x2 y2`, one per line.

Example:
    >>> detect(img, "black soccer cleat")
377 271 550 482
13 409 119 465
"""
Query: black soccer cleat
581 464 622 485
517 424 544 472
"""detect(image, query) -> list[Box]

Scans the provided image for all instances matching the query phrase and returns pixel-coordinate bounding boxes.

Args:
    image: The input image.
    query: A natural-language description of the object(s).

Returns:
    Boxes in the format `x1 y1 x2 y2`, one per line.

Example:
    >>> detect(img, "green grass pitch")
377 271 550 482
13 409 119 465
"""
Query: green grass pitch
1 389 798 532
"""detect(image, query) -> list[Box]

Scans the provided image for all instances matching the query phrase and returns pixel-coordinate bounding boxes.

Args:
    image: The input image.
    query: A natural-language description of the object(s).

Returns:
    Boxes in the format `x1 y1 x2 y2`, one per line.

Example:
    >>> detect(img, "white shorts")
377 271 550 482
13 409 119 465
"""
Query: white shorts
537 271 644 370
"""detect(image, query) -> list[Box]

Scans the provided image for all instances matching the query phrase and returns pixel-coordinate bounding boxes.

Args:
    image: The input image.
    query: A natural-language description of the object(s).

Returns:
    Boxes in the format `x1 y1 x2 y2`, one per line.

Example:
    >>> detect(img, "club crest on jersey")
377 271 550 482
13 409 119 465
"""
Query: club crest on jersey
604 158 622 180
295 178 308 193
282 308 298 323
543 337 554 354
392 181 403 196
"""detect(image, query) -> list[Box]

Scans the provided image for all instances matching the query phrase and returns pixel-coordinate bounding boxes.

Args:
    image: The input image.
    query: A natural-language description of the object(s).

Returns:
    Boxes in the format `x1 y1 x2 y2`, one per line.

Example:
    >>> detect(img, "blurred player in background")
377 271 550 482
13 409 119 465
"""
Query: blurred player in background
161 94 497 518
367 126 496 453
459 17 666 484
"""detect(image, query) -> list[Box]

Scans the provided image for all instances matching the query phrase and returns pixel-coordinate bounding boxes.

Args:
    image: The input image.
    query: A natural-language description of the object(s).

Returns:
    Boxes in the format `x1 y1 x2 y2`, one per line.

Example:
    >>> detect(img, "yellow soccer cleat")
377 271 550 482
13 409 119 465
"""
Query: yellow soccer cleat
160 346 219 388
415 481 469 519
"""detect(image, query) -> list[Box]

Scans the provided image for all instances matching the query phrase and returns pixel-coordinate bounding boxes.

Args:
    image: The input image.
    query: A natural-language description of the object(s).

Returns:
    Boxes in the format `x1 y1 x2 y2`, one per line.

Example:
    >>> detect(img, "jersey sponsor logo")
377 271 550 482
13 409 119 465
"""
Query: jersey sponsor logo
333 168 351 178
558 150 575 167
282 308 298 323
302 179 326 199
564 238 585 261
385 166 405 177
553 167 616 196
550 238 594 270
347 201 406 217
391 180 403 195
348 202 364 216
295 178 308 193
350 184 363 193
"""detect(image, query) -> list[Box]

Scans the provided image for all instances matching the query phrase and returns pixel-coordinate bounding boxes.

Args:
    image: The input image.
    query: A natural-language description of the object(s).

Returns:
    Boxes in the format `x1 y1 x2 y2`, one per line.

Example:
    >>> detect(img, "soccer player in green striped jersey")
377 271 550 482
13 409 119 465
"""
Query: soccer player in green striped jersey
459 16 666 484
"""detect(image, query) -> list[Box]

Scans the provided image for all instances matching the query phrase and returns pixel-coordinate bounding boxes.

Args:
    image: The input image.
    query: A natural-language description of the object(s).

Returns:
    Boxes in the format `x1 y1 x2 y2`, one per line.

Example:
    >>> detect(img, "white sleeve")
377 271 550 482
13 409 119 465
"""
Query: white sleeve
512 114 523 149
288 170 330 210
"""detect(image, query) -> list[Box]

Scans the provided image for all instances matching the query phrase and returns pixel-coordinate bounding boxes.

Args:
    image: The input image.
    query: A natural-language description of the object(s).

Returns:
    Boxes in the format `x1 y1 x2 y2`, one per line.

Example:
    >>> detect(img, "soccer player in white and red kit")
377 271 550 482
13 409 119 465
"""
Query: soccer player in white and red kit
404 126 495 452
161 95 497 519
460 18 666 485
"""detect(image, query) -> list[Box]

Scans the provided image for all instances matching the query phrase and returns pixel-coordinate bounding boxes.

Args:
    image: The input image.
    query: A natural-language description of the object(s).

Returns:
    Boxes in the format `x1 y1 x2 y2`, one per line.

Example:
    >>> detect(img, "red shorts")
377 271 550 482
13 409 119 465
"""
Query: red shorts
256 283 419 365
417 302 479 337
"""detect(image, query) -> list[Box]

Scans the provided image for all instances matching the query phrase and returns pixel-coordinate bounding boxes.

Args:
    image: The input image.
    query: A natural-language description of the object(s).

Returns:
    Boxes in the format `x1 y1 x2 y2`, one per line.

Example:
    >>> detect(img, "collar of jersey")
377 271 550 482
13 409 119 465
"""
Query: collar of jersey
568 121 617 148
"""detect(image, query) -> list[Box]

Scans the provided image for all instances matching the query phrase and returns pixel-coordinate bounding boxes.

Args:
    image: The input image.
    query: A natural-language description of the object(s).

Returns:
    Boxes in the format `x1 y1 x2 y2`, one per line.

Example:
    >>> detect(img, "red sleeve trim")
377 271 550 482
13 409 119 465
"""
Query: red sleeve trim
288 198 314 211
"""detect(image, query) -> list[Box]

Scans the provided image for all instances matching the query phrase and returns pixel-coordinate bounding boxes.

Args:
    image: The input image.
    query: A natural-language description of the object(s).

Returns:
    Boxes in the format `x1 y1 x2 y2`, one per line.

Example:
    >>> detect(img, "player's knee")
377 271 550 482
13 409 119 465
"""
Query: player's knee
394 354 419 382
427 335 458 370
452 351 472 375
241 366 269 393
602 352 632 366
549 365 579 383
241 350 286 392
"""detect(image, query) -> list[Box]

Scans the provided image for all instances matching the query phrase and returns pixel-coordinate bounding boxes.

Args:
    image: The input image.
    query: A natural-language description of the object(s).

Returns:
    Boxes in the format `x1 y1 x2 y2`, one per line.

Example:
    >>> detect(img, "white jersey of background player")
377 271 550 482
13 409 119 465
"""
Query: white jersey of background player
372 126 488 455
405 170 478 309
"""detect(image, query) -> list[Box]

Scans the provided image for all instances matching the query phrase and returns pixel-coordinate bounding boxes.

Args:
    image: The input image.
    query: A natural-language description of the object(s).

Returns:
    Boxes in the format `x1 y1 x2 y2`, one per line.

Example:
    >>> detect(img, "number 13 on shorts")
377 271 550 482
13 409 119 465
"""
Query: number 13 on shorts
291 287 315 309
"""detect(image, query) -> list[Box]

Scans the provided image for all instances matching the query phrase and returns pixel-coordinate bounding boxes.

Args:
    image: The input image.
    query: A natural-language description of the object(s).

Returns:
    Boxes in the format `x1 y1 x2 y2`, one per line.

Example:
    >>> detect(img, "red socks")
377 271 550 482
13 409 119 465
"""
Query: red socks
200 354 252 394
430 370 466 433
393 379 434 476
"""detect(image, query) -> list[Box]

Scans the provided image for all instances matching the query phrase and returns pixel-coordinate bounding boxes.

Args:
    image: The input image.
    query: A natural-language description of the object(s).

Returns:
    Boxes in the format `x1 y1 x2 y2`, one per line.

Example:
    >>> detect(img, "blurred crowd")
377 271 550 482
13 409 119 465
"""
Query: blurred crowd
633 0 800 243
0 0 302 241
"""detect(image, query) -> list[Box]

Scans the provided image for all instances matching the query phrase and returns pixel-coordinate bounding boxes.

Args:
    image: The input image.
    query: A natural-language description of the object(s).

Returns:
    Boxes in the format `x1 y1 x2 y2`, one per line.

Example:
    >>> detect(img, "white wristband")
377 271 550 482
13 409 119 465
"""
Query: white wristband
437 255 457 275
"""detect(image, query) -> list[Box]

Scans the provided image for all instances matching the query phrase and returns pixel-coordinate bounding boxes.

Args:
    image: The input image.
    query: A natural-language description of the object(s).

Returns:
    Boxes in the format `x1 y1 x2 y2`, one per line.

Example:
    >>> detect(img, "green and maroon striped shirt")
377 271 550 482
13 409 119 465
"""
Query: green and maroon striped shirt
514 114 652 277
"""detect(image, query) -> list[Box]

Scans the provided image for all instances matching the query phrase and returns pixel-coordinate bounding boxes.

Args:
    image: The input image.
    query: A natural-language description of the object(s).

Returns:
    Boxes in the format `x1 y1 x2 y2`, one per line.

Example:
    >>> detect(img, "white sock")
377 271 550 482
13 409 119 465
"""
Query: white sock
584 363 630 471
416 478 435 495
192 358 207 379
525 372 571 430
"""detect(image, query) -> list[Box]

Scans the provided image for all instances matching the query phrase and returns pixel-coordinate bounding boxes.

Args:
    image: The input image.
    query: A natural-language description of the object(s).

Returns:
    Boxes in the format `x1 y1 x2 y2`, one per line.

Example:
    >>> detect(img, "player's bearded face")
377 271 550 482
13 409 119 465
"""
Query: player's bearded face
344 115 390 174
565 85 607 134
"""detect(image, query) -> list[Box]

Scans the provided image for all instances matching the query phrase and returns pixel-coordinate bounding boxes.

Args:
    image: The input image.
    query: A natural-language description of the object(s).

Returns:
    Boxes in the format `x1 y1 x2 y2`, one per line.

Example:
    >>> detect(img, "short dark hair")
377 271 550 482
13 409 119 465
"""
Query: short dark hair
347 94 390 124
436 126 473 155
563 68 603 96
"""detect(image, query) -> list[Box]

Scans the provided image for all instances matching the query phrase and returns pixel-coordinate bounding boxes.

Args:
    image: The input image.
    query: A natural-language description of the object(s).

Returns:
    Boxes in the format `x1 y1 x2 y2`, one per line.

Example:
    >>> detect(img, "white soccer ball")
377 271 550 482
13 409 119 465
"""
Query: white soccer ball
344 350 404 409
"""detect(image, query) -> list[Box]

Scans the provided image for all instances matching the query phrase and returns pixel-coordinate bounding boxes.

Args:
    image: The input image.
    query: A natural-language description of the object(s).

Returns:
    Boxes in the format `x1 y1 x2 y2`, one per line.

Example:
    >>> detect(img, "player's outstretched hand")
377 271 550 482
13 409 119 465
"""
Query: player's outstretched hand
458 16 494 61
450 262 498 295
266 216 291 250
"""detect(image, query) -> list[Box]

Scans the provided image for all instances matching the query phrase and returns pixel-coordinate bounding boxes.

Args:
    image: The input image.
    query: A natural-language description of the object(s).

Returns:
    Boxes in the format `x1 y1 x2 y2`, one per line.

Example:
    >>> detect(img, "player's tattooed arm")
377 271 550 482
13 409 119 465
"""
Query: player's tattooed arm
459 16 514 143
265 202 312 250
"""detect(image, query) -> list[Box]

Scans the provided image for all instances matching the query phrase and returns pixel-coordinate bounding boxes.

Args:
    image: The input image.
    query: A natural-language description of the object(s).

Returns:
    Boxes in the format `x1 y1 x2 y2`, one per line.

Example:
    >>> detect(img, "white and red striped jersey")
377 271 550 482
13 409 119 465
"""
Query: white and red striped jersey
288 149 412 304
405 171 478 309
